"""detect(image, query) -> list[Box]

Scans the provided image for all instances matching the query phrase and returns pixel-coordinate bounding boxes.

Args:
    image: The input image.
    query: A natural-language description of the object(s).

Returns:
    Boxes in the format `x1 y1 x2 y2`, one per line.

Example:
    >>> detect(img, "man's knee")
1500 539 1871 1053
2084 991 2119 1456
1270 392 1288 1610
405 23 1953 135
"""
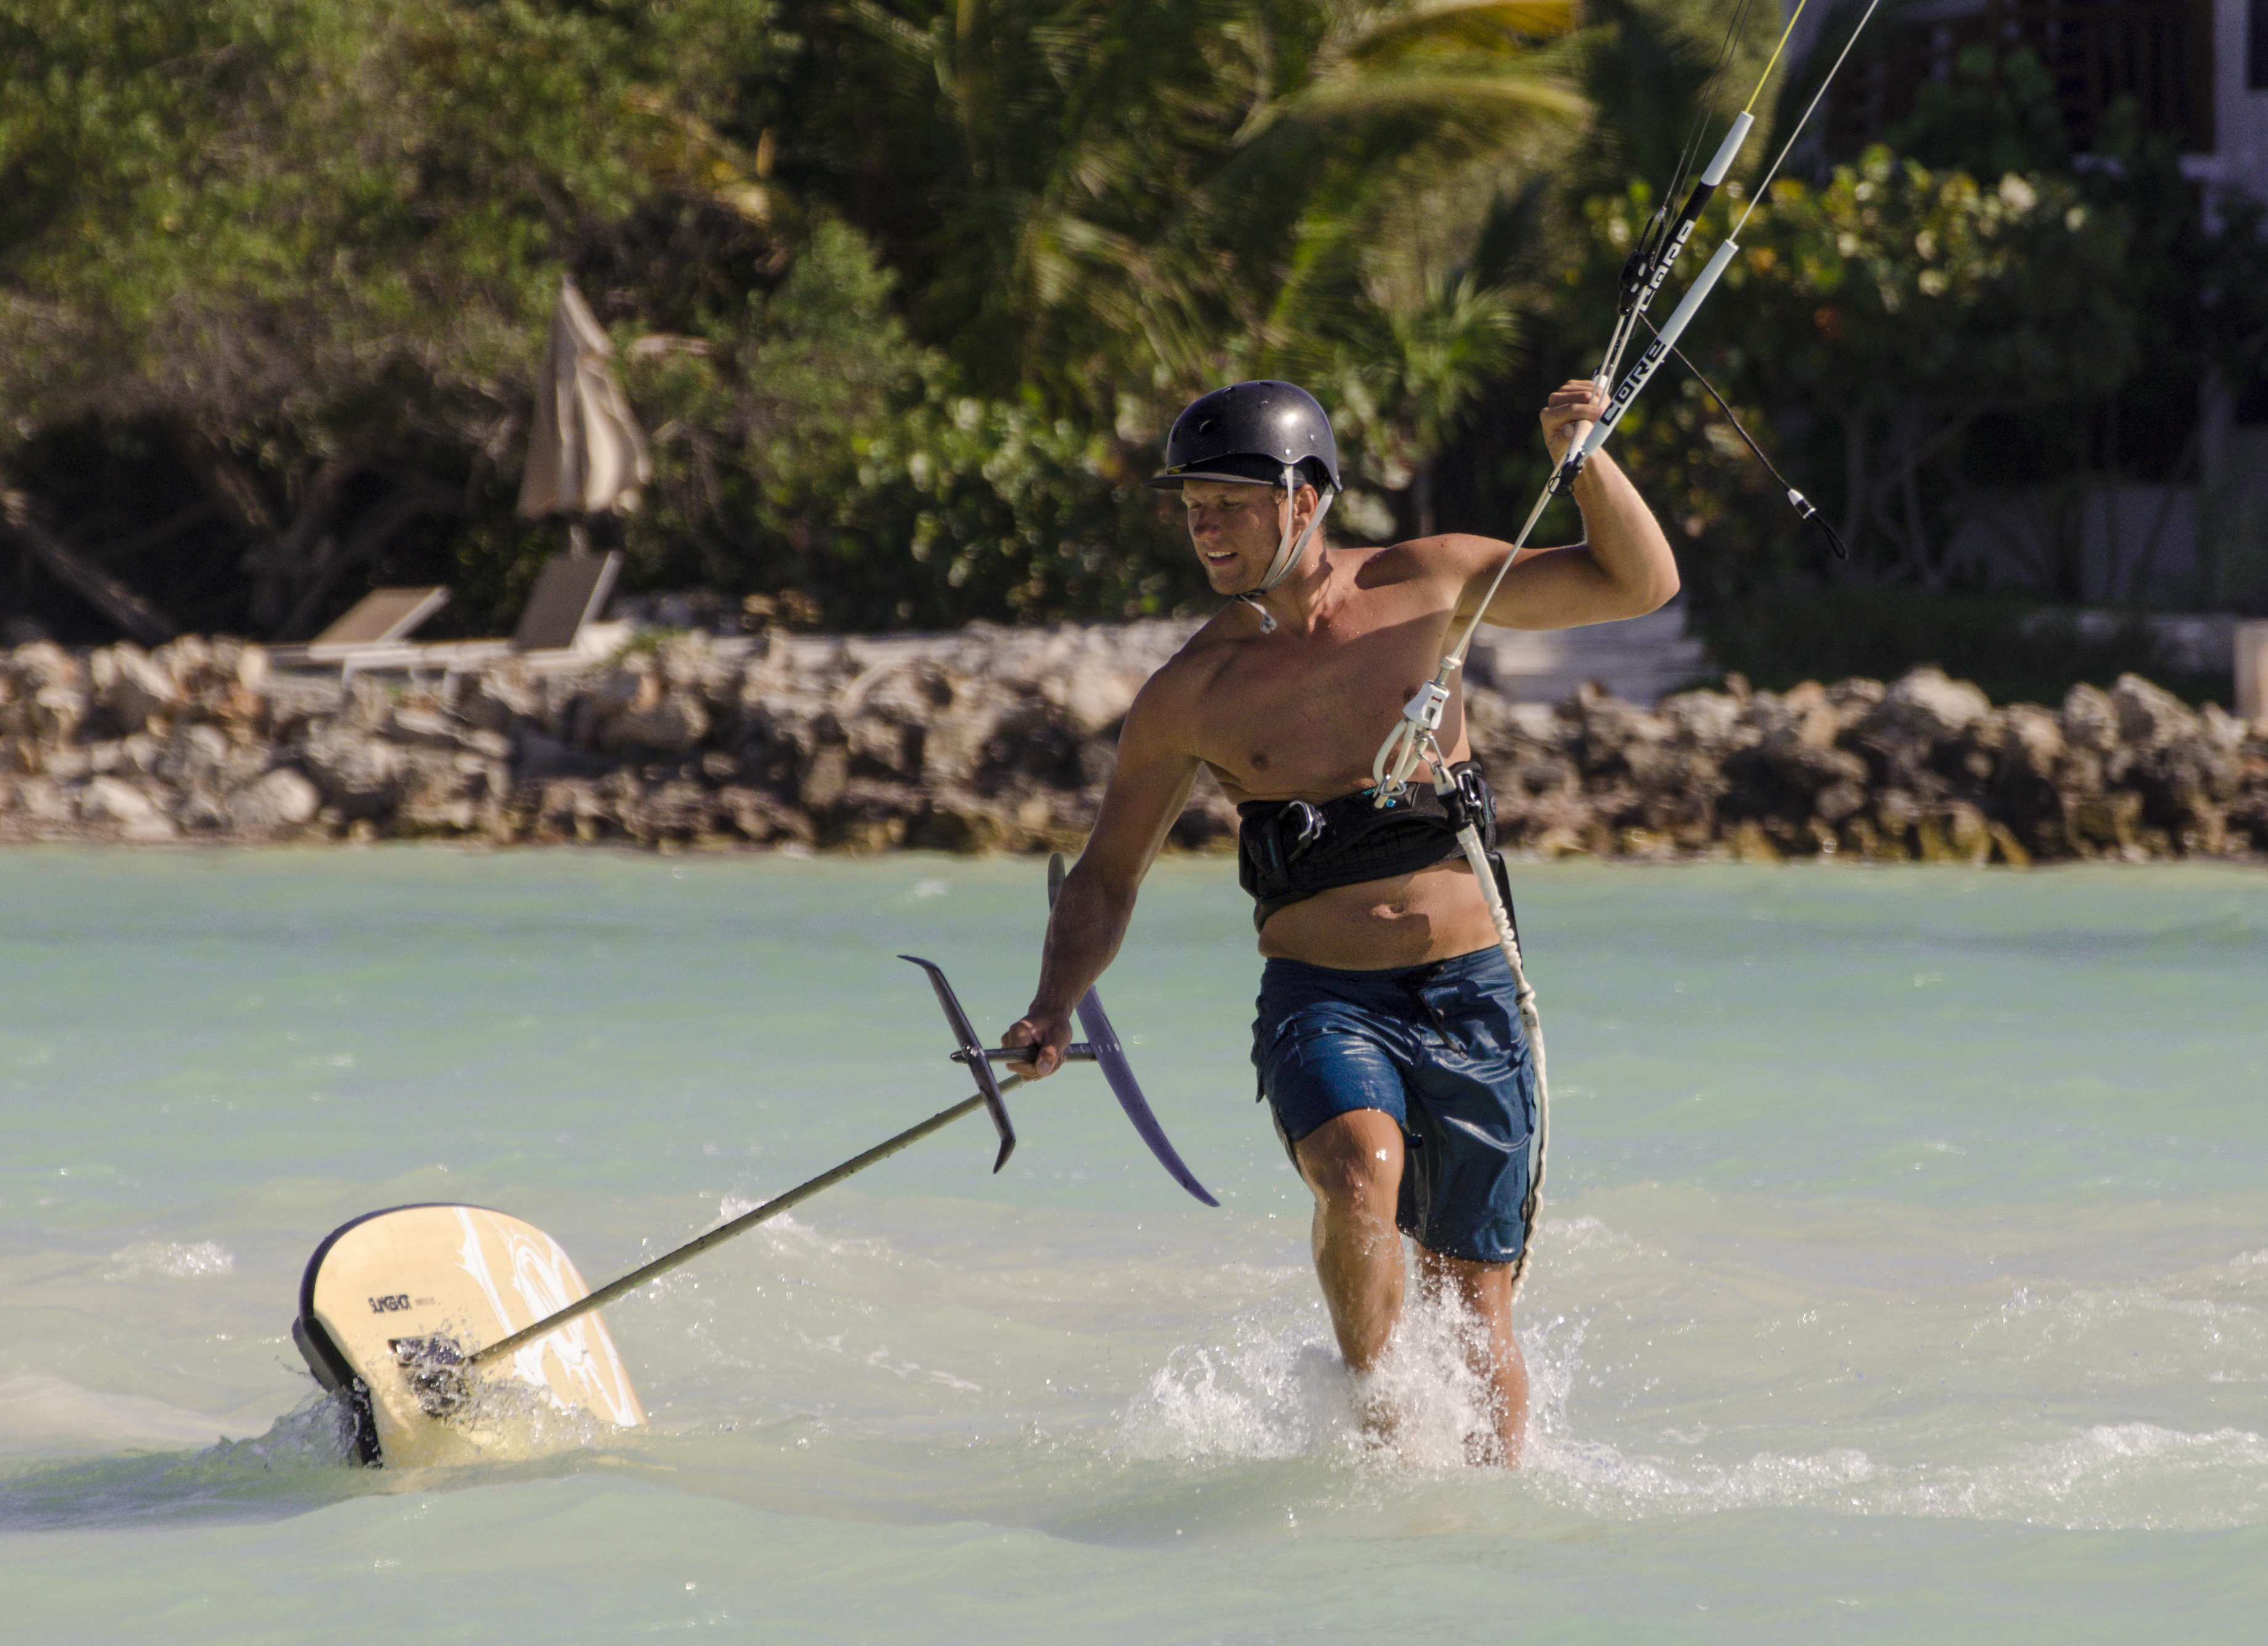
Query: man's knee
1294 1109 1403 1215
1418 1246 1513 1317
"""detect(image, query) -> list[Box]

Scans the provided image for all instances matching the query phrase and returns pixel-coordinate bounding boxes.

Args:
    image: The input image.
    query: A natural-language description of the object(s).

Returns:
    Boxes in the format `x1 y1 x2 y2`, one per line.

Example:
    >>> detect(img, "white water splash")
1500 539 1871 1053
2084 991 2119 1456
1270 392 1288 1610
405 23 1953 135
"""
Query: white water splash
1119 1280 1516 1471
101 1241 234 1281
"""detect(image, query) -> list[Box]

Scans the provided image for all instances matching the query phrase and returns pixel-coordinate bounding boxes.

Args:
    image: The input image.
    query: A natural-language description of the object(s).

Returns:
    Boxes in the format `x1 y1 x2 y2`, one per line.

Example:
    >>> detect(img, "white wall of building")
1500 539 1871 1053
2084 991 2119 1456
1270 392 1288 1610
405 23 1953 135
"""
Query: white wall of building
2185 0 2268 204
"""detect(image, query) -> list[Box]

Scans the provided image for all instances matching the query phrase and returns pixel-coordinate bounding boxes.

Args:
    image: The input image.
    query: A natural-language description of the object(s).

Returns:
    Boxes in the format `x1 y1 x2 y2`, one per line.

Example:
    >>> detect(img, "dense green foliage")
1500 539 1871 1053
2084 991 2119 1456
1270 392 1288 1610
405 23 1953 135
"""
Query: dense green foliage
1635 44 2268 613
1 0 790 633
1 1 2262 661
0 0 1587 638
1600 149 2136 589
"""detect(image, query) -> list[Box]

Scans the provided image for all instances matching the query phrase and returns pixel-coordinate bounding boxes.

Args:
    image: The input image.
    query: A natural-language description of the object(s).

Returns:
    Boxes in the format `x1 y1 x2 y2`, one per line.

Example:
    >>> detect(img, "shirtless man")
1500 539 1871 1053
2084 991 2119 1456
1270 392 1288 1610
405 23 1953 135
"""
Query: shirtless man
1001 379 1677 1464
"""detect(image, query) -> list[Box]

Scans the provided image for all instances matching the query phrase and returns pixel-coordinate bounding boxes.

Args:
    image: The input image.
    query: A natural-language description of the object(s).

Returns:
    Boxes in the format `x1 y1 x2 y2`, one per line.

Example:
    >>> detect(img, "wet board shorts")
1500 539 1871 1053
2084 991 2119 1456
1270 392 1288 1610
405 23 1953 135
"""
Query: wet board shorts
1252 946 1537 1266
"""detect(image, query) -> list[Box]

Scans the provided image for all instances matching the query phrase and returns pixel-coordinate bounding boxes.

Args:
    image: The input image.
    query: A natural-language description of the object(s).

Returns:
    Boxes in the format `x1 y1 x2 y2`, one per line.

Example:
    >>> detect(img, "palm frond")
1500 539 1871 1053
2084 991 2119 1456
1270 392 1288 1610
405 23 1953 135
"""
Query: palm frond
1343 1 1579 65
1281 70 1585 121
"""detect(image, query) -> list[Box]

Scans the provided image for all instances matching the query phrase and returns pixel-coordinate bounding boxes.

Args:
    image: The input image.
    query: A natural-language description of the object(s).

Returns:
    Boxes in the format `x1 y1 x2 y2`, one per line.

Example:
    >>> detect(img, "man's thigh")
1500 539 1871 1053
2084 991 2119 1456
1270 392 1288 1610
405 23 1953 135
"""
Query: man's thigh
1256 1001 1413 1157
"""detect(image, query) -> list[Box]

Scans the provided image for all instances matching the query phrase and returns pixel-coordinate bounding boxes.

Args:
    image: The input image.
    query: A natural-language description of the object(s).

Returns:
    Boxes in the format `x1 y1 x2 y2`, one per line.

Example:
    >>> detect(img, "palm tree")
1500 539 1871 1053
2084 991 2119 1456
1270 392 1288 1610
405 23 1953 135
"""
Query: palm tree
779 0 1582 431
1235 4 1582 524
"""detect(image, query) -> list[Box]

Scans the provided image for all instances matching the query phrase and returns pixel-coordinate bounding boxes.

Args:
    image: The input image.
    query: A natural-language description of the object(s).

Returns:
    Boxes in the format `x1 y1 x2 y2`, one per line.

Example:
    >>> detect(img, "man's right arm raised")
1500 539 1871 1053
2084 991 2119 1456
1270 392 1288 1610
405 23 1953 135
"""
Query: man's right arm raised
1000 666 1203 1077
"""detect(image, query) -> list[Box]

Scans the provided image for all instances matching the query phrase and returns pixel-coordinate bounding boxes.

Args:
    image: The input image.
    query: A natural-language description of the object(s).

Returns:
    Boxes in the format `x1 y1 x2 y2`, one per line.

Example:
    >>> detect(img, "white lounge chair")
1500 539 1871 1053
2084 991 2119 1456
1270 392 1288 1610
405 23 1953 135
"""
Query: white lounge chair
303 586 451 663
271 554 622 679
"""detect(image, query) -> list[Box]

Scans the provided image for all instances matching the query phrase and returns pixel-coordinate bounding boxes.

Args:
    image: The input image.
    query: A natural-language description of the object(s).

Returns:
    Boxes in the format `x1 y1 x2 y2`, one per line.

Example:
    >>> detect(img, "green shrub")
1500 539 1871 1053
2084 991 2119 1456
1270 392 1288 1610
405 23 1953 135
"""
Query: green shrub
618 217 1200 629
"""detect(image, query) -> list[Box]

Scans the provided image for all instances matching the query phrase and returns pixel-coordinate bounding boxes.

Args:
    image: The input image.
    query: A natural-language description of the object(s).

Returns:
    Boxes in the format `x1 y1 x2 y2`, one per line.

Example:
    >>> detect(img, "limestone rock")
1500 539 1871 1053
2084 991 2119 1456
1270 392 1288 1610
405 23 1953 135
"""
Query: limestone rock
461 665 544 735
387 706 459 750
1826 678 1887 718
9 642 84 693
516 730 594 779
90 645 181 733
1 624 2262 860
386 705 510 761
1815 780 1868 824
713 785 811 845
1996 705 2065 779
914 676 1021 790
12 776 70 823
577 665 655 748
1658 688 1744 748
301 725 405 817
343 674 393 732
30 682 89 745
2061 682 2119 753
78 774 176 840
224 767 321 833
2201 702 2248 753
1759 723 1866 795
1048 666 1148 737
1871 666 1991 744
392 749 482 834
2110 673 2200 749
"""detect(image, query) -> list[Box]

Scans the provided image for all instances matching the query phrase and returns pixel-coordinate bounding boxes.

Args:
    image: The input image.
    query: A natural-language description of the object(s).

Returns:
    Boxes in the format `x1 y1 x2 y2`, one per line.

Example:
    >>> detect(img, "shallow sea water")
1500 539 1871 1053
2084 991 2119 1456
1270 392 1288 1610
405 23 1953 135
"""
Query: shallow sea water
1 848 2264 1642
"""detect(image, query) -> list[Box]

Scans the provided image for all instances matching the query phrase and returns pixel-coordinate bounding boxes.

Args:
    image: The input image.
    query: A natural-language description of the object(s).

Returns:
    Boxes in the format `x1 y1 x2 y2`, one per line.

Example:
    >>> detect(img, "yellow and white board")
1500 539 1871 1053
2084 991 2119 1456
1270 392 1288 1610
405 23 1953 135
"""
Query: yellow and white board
294 1203 645 1467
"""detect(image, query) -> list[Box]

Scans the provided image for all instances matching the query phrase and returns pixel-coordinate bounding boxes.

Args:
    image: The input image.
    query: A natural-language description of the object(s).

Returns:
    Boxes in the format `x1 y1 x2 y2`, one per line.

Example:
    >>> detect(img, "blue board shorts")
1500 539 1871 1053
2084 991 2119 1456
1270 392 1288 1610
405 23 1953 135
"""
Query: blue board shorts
1252 946 1537 1265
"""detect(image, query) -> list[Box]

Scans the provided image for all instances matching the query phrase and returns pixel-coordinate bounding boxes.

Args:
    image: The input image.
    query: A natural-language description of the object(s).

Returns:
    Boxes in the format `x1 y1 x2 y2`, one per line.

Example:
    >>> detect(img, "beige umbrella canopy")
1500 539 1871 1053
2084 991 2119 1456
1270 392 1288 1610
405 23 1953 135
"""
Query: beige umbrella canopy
516 276 651 527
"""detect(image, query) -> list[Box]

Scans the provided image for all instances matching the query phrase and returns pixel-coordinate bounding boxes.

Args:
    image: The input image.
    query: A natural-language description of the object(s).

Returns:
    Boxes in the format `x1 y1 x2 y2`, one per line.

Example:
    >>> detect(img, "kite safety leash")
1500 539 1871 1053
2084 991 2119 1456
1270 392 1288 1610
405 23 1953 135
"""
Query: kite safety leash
1366 0 1888 1299
1438 753 1550 1303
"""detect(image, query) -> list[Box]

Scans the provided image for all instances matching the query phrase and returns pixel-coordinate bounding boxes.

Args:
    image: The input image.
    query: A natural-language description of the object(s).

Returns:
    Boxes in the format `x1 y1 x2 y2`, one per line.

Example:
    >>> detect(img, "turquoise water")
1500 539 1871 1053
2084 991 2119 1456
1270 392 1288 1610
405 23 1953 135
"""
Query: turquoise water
2 848 2264 1641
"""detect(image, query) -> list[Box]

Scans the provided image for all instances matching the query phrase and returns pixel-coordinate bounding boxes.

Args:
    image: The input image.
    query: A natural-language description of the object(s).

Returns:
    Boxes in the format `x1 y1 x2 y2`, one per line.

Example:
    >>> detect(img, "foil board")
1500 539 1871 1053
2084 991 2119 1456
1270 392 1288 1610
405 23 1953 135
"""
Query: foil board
292 1203 645 1466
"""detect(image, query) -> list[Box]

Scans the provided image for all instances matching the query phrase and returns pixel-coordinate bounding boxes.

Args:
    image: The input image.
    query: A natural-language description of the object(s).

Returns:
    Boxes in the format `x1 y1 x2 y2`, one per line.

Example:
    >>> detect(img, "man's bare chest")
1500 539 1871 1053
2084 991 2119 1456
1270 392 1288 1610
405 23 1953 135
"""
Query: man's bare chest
1191 599 1464 803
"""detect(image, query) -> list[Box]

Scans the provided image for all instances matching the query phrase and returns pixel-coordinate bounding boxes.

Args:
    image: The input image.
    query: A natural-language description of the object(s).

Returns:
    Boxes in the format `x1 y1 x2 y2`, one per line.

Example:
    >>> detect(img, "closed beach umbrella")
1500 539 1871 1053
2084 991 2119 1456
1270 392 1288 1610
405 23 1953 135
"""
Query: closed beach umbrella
517 276 651 525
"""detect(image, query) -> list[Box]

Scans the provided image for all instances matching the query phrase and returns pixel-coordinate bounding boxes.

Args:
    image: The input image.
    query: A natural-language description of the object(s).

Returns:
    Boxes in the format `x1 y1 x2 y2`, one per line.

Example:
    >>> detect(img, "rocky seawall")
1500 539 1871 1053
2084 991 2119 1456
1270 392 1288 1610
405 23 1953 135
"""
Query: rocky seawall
2 625 2264 863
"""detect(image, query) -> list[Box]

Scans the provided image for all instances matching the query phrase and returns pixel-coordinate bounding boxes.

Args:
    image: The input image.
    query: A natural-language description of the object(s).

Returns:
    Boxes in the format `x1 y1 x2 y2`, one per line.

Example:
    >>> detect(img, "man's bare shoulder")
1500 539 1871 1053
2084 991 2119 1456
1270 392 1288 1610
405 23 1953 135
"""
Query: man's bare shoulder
1349 532 1510 590
1131 607 1247 710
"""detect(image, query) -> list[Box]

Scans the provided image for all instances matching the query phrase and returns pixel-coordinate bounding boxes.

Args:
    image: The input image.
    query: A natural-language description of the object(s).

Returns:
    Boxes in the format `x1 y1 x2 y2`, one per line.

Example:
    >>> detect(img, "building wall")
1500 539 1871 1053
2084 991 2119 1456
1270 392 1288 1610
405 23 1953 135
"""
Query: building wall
2186 0 2268 200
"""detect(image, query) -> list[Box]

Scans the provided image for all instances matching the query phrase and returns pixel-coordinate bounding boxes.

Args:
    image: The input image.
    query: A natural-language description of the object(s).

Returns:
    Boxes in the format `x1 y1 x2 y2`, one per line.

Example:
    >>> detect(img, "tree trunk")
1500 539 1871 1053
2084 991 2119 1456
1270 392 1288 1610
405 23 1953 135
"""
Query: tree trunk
275 479 464 639
167 427 369 635
1 488 179 645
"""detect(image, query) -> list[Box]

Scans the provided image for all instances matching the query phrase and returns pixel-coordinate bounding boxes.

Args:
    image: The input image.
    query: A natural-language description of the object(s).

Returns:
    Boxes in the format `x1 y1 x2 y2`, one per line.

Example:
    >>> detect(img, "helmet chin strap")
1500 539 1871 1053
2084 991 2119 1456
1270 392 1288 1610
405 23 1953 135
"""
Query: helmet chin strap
1235 464 1337 634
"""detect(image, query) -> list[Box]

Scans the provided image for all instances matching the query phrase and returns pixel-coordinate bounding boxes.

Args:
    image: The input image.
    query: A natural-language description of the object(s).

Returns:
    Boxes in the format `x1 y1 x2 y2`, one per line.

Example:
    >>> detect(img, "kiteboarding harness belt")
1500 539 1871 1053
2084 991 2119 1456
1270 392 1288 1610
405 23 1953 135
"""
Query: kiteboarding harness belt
1236 760 1513 935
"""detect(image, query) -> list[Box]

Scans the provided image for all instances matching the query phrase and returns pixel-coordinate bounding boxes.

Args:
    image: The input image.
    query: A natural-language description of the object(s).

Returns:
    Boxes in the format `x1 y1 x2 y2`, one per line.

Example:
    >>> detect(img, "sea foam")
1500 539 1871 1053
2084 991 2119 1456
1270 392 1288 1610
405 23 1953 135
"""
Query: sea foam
101 1241 234 1281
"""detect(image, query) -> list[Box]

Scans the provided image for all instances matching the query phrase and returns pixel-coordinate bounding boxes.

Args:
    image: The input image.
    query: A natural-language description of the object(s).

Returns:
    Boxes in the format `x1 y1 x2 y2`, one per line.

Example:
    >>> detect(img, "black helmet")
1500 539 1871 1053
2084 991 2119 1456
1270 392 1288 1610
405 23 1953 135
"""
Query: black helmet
1147 382 1341 618
1146 381 1340 494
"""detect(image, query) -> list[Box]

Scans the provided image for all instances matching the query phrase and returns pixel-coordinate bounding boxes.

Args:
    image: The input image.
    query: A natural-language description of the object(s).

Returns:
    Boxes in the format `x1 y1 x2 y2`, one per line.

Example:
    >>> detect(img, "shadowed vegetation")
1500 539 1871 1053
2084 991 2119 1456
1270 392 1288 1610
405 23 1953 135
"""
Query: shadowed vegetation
1 0 2261 659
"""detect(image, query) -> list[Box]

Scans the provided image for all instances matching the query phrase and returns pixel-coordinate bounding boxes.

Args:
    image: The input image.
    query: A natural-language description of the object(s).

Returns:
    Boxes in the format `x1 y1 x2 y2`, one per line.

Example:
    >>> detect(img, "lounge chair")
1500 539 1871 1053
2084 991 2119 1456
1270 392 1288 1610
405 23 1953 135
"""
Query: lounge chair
303 586 451 663
508 551 621 654
270 553 623 679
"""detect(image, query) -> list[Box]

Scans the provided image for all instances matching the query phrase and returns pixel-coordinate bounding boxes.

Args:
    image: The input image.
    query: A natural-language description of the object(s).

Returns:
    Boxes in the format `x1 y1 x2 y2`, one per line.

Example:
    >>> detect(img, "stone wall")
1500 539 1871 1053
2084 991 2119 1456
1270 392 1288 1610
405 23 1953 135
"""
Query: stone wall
1 626 2263 862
